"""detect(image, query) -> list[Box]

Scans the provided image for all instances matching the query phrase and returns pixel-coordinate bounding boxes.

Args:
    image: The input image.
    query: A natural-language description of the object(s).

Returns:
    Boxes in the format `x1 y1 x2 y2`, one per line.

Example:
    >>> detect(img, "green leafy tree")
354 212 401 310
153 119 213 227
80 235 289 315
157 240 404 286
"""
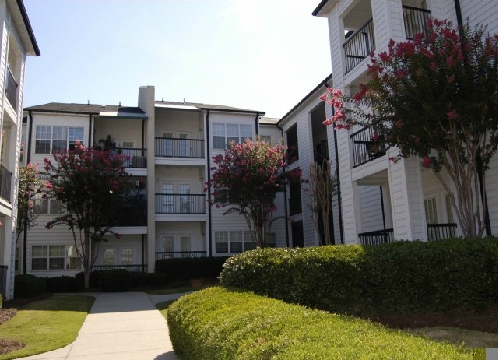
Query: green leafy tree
43 143 134 288
16 163 46 244
322 19 498 239
207 139 301 248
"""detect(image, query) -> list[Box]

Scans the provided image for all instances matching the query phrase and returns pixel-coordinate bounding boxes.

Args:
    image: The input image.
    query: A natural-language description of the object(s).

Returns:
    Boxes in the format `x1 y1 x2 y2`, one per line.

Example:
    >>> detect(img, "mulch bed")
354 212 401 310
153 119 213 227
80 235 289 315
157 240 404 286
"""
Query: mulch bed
0 308 24 354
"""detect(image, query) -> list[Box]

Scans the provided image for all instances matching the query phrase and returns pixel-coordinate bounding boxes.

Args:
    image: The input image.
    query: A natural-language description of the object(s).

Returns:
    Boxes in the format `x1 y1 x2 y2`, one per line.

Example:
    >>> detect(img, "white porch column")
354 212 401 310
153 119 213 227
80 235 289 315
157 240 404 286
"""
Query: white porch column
388 156 427 240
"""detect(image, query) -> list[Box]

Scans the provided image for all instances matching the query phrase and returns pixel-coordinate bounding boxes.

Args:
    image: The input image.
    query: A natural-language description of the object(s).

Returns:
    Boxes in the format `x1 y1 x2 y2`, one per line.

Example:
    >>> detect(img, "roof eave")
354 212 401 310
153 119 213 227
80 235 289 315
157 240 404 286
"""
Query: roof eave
14 0 40 56
312 0 336 17
278 73 332 126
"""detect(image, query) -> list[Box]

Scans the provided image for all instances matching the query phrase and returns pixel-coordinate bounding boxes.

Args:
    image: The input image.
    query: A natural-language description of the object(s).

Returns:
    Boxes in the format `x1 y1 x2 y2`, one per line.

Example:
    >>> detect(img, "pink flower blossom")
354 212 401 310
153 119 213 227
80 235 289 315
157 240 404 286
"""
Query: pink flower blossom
447 110 458 120
422 156 432 168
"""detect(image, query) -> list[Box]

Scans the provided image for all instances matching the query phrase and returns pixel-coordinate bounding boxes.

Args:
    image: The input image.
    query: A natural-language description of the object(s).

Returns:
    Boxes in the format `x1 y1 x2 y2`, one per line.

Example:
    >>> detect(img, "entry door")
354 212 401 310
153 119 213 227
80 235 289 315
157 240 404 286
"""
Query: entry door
179 133 189 157
162 184 174 213
163 132 173 156
179 184 191 213
180 236 191 258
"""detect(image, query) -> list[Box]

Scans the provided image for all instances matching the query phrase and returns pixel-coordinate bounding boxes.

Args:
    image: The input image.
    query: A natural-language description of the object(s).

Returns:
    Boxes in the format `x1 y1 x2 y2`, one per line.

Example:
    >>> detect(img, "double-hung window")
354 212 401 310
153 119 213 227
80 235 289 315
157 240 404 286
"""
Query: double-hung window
31 245 81 270
35 125 84 154
212 123 253 149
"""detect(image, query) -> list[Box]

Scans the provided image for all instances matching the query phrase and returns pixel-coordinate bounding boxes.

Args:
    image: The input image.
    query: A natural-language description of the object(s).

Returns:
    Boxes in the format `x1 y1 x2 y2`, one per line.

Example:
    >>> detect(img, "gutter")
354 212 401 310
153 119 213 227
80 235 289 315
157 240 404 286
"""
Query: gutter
206 110 212 257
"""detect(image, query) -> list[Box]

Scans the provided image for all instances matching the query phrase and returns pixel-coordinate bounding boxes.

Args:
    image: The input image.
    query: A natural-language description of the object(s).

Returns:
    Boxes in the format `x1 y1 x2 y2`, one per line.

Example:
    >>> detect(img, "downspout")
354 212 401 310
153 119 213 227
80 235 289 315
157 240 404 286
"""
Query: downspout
88 115 93 146
254 113 259 137
276 121 290 248
206 110 212 257
454 0 463 27
141 234 145 273
23 111 34 274
141 119 145 156
380 186 386 229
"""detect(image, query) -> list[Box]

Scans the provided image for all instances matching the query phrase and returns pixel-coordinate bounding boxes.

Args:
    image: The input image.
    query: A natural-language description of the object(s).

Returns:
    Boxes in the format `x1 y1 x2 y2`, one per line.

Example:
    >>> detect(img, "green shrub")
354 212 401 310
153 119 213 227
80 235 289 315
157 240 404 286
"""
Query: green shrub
14 274 47 298
130 272 168 288
45 276 81 293
155 257 228 282
167 287 472 360
75 270 132 291
220 238 498 314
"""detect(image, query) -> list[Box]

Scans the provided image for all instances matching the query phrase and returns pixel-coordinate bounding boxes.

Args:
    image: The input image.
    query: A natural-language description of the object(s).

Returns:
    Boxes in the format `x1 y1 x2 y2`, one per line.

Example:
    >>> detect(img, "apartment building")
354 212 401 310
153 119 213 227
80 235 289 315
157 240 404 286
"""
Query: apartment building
18 85 288 277
311 0 498 244
0 0 39 299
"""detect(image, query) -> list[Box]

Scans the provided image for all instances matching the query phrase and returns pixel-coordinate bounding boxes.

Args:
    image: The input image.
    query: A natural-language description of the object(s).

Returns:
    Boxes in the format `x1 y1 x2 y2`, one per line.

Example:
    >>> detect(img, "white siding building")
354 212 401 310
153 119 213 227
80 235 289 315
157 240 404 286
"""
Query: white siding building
0 0 39 300
19 85 287 277
312 0 498 243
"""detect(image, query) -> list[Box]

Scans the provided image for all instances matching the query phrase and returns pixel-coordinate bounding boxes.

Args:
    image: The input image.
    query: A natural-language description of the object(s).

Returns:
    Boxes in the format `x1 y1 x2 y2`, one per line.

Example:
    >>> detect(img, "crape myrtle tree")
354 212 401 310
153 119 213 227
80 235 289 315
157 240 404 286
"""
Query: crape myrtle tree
16 163 47 244
43 143 134 288
207 139 301 248
321 19 498 239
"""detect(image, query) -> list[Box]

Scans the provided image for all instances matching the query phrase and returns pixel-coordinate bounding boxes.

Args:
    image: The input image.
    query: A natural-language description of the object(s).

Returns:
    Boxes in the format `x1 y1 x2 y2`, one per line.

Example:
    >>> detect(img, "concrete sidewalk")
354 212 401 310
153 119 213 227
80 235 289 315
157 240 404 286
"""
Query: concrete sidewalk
19 292 186 360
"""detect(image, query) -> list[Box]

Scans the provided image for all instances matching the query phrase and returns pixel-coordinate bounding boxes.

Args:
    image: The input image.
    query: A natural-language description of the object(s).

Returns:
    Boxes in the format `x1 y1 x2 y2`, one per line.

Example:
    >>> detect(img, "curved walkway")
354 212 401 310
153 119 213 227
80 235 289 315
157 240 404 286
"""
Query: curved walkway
19 292 187 360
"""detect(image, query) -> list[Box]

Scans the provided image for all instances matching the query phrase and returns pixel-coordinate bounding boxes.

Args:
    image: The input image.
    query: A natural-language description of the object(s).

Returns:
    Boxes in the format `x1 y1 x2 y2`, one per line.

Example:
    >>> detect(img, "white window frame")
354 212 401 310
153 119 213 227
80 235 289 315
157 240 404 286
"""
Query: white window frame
35 125 84 154
212 123 253 149
31 245 81 271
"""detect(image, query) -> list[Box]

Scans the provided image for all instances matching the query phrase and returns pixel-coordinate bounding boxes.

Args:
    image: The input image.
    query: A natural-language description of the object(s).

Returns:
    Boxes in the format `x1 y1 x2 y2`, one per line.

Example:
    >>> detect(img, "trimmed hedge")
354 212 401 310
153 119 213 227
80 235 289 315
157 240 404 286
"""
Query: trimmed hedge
219 238 498 314
14 274 47 298
75 270 132 291
155 257 228 282
45 276 81 293
167 287 473 359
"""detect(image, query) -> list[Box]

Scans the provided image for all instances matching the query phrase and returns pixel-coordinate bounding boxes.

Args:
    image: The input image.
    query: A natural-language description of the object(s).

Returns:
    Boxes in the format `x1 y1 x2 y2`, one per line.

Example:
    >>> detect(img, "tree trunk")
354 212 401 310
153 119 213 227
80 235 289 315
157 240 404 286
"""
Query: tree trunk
84 268 91 289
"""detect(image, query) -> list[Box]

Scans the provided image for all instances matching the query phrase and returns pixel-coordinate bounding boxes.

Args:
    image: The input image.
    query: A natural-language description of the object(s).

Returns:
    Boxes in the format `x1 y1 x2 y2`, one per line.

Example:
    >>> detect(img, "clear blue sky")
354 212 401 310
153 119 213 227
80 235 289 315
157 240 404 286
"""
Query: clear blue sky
23 0 331 118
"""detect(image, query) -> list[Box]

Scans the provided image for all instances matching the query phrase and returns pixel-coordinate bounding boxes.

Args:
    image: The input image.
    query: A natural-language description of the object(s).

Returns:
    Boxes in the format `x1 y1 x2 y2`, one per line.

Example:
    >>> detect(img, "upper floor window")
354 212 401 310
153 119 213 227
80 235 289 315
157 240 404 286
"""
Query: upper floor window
35 125 84 154
286 125 298 164
212 123 252 149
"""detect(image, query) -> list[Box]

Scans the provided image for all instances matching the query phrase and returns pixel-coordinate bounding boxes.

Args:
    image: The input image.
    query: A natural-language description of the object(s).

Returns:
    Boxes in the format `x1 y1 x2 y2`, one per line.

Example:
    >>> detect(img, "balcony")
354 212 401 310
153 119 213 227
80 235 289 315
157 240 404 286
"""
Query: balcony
120 148 147 168
427 223 457 241
403 5 431 40
5 67 17 110
155 193 206 214
350 126 386 168
155 251 206 261
155 137 204 158
114 205 147 227
359 228 394 246
344 17 375 74
0 164 12 203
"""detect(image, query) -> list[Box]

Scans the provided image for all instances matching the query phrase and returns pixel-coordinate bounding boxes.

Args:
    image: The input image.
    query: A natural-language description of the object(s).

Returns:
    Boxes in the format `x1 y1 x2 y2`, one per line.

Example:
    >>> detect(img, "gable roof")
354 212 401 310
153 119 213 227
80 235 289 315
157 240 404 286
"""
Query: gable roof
24 102 146 118
155 100 264 115
13 0 40 56
278 73 332 125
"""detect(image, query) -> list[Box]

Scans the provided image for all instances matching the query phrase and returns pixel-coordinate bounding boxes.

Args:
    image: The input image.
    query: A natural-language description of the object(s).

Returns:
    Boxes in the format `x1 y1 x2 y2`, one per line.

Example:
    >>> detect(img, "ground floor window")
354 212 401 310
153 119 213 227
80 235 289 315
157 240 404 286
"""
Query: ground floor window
215 231 276 254
31 245 81 271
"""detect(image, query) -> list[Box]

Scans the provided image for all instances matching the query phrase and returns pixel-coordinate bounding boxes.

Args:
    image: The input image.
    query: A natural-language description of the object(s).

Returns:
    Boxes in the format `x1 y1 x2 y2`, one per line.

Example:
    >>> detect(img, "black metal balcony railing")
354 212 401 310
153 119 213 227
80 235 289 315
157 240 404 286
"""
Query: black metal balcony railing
155 137 204 158
350 126 386 168
120 148 147 168
5 67 17 110
427 223 457 241
0 164 12 203
344 17 376 74
359 228 394 246
155 193 206 214
403 5 431 40
93 264 147 273
155 251 206 261
113 205 147 227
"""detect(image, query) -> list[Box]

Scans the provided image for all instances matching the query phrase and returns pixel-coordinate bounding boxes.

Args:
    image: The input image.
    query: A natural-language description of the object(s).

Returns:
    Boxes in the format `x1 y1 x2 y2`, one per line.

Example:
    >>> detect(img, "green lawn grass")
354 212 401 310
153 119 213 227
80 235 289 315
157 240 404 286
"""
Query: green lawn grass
0 295 94 360
405 327 498 349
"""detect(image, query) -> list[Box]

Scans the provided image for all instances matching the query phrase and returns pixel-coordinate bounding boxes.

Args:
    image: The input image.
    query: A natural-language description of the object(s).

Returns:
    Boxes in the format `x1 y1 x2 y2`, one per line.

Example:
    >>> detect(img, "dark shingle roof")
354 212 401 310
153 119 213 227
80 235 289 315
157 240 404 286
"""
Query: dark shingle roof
312 0 331 16
155 101 264 114
278 74 332 125
24 102 146 116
